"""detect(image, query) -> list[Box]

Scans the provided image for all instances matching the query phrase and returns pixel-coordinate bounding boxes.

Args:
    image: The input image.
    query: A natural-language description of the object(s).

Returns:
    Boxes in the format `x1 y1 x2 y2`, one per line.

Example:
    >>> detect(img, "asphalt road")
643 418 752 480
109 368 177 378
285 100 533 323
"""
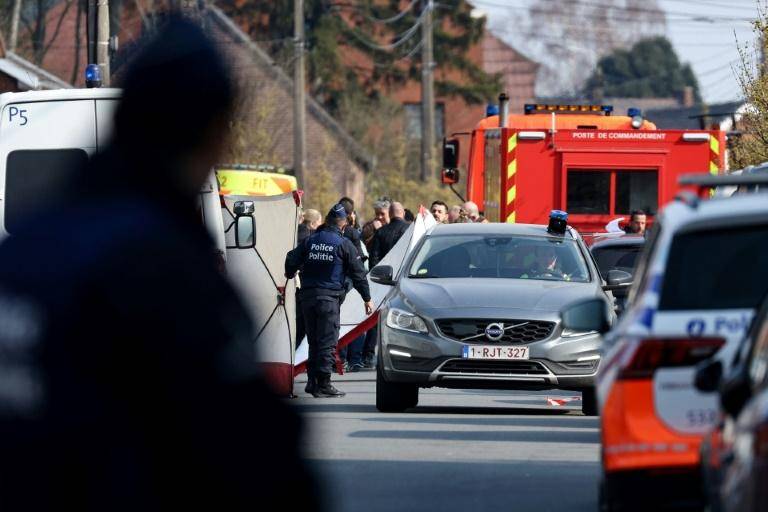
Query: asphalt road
293 372 600 512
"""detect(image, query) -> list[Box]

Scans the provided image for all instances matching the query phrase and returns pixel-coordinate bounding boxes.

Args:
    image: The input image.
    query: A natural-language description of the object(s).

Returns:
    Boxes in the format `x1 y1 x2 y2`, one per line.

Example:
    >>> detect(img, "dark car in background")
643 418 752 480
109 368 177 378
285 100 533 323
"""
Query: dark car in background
589 234 645 314
696 296 768 512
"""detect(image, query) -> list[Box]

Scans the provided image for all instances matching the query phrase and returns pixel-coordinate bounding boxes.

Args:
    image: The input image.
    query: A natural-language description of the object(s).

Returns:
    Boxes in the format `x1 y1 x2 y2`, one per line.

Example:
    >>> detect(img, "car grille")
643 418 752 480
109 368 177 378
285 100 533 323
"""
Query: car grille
435 318 555 344
439 359 549 375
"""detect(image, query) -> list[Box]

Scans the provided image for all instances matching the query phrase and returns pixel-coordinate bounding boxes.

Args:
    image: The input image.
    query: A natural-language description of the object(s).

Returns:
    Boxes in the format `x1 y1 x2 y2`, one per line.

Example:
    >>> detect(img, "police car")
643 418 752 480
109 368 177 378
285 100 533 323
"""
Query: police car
596 179 768 510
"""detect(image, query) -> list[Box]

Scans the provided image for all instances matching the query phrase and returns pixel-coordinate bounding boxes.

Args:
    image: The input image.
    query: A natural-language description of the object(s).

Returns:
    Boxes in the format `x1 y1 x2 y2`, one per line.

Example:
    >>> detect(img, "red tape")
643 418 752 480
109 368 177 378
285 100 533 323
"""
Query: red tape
293 311 380 377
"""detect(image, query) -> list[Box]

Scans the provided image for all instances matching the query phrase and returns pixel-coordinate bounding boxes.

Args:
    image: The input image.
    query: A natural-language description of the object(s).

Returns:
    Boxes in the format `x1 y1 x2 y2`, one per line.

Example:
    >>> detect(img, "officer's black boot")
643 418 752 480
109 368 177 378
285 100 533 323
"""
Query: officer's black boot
304 374 317 395
312 373 345 398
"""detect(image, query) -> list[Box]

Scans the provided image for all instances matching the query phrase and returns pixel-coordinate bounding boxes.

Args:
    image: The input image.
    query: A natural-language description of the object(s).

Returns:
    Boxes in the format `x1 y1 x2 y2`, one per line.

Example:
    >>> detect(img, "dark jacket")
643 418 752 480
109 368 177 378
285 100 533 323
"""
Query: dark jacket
343 225 365 259
285 225 371 302
369 217 410 268
0 155 315 511
297 222 314 245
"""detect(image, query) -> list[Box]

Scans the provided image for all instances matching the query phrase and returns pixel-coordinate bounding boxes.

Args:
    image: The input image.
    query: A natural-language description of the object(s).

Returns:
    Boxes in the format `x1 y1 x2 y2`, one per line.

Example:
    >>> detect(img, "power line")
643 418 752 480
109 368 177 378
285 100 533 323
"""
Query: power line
342 4 428 51
361 0 419 24
472 0 756 23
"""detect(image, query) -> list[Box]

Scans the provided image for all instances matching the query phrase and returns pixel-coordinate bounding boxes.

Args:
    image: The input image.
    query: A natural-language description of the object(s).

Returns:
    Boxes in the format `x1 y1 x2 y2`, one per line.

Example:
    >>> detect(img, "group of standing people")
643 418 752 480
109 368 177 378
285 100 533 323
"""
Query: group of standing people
430 200 489 224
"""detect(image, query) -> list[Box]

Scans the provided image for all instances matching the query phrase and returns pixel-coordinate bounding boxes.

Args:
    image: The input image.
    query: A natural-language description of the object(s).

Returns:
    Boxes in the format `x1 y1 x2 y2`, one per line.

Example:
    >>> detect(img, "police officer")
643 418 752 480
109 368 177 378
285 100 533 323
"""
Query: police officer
286 204 373 397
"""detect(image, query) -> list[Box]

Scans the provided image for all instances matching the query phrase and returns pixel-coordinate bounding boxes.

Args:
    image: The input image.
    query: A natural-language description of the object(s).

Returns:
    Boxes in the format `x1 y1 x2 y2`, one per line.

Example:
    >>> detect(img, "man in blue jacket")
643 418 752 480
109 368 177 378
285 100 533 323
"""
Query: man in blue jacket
286 204 373 397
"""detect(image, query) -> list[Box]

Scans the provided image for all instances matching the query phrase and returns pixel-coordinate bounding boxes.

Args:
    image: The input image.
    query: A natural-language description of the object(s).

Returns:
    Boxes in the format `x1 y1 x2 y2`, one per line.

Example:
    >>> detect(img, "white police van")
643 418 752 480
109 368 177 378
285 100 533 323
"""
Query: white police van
0 88 229 254
600 185 768 435
0 89 121 238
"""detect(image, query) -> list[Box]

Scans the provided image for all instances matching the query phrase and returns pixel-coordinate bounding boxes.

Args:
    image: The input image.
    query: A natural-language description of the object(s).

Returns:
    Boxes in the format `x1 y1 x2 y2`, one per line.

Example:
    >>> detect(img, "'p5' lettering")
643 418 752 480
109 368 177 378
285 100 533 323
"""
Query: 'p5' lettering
8 106 28 126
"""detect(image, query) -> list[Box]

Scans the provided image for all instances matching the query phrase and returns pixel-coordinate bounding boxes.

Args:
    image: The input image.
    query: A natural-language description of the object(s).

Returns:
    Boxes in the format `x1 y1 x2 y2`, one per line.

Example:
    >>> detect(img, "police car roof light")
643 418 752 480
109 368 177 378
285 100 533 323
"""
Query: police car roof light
547 209 568 235
85 64 102 88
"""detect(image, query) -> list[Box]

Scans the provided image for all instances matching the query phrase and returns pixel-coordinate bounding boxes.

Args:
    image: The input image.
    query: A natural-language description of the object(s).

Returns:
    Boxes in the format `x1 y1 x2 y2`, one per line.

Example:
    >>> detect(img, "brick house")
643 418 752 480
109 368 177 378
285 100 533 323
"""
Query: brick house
11 1 374 211
391 31 539 167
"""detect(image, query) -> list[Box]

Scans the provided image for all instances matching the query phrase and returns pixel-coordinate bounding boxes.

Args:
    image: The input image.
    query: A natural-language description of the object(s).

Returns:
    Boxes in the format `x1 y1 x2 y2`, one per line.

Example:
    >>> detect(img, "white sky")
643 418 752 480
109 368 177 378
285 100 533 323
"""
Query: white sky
472 0 761 104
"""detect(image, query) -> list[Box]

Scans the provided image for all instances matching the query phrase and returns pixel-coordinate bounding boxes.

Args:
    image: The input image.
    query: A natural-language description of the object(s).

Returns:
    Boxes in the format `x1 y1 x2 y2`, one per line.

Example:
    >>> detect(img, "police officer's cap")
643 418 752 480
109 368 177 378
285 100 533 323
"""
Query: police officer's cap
328 203 348 219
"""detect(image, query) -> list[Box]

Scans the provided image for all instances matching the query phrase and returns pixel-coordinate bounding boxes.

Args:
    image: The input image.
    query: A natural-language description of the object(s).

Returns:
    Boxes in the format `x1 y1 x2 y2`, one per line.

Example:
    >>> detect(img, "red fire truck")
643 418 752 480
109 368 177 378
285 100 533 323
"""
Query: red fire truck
441 95 726 232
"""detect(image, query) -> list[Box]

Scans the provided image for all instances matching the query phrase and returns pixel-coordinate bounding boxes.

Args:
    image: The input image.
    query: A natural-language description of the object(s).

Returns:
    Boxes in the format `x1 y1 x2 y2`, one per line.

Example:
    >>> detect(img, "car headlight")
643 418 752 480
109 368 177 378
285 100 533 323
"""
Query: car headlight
386 307 428 334
561 328 598 338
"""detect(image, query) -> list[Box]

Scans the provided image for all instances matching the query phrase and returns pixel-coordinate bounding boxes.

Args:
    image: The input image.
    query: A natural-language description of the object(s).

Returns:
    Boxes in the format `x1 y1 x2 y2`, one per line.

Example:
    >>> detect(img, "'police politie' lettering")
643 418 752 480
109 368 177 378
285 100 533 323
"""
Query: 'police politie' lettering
308 243 336 262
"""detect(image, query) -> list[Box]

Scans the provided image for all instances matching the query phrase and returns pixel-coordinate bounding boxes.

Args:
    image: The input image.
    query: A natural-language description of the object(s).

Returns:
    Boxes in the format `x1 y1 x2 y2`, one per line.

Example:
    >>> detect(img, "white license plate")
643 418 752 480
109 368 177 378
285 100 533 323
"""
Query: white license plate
462 345 529 360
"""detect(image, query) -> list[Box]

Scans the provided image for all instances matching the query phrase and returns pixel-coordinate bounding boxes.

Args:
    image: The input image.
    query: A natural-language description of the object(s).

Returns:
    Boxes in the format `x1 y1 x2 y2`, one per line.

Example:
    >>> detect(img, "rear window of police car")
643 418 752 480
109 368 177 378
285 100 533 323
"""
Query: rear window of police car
659 224 768 310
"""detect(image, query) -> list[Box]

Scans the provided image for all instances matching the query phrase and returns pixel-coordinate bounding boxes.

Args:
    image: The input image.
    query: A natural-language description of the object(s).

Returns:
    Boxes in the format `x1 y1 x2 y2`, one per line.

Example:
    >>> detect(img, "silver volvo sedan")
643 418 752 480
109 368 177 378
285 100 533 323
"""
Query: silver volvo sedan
370 222 627 415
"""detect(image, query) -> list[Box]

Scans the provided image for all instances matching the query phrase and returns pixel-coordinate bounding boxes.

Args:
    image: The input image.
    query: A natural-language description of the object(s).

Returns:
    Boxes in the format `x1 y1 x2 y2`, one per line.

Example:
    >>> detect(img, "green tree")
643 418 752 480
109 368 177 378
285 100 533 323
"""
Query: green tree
584 37 700 101
217 0 500 114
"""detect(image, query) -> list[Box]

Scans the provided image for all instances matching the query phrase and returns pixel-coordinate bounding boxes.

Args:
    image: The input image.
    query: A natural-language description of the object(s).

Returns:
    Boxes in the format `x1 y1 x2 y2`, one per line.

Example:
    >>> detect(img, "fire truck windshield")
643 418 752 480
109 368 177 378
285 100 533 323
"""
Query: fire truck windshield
408 235 590 282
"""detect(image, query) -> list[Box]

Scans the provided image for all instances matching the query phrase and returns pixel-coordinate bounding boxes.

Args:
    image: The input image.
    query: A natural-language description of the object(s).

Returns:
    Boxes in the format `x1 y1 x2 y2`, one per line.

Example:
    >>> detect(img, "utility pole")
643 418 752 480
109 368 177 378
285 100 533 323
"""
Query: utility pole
8 0 21 52
97 0 110 86
87 0 97 64
293 0 306 188
420 0 435 183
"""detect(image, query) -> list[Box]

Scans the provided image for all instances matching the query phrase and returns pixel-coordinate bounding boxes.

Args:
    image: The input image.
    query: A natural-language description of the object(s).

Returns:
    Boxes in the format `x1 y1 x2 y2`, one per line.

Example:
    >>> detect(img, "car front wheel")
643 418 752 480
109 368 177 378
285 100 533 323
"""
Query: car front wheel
376 364 419 412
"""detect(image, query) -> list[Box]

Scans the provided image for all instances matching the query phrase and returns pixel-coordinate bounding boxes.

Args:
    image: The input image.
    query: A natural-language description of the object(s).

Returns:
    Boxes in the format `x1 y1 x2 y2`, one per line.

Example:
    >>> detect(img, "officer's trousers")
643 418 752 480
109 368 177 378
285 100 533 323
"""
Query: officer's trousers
300 295 341 377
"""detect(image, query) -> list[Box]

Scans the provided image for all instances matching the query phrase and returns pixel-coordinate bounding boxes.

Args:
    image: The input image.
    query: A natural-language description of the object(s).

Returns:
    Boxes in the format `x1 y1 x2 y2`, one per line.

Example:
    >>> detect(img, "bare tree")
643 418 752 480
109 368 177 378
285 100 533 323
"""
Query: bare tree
492 0 666 97
18 0 75 65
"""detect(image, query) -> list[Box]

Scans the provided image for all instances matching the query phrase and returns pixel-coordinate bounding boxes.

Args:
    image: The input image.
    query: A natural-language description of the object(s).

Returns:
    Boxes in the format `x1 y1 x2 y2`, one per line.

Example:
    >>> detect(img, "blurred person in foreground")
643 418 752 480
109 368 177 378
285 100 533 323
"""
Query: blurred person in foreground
0 17 316 511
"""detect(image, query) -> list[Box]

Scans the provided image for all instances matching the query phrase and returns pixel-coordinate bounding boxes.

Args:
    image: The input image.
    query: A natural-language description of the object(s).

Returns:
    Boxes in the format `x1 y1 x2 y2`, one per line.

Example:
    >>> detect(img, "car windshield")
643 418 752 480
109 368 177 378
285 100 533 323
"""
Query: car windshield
592 244 643 276
659 224 768 310
407 234 590 282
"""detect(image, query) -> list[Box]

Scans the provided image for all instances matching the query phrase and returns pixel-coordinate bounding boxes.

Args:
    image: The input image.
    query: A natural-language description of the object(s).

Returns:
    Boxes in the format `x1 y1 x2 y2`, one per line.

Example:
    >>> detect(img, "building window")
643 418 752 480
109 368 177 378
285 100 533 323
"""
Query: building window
404 102 445 141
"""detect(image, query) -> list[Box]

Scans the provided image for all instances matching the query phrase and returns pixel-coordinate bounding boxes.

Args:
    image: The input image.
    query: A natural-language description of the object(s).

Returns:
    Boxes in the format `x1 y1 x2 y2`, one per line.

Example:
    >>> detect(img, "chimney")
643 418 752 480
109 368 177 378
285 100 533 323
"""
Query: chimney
682 86 695 107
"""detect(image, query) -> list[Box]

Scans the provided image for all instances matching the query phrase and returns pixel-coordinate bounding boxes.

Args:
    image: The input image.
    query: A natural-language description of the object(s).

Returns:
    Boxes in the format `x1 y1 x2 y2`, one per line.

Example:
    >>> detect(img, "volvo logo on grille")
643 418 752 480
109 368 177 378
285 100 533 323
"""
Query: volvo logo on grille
485 323 504 341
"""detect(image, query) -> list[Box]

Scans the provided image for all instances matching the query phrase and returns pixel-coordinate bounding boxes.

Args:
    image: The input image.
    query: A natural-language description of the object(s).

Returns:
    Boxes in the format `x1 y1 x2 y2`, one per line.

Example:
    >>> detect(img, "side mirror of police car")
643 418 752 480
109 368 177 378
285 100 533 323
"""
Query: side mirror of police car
234 201 256 249
560 298 611 335
603 269 633 292
369 265 395 286
694 359 723 393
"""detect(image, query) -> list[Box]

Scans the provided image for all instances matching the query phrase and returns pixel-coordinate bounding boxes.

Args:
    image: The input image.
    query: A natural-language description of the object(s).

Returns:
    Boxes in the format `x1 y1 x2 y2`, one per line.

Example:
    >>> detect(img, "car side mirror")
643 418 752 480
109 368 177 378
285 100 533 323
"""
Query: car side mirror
720 369 752 417
603 269 633 292
561 298 611 334
234 200 256 249
370 265 395 286
694 359 723 393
